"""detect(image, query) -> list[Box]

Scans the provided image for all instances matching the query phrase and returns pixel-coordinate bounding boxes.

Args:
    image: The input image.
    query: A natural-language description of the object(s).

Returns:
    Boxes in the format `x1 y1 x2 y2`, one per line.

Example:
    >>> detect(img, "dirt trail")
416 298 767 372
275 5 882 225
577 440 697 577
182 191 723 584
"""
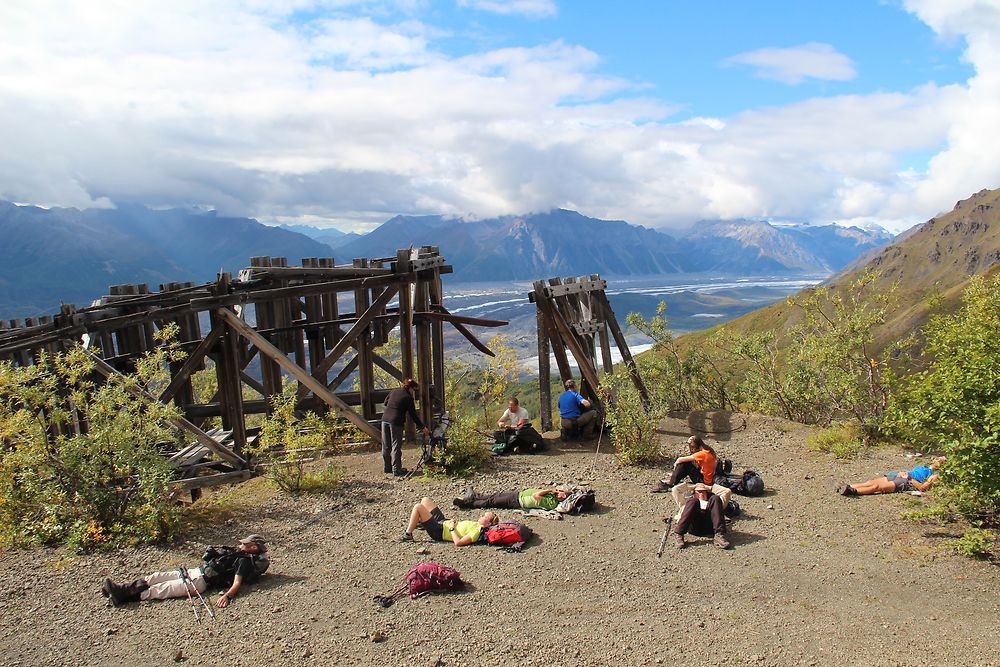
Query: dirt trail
1 413 998 667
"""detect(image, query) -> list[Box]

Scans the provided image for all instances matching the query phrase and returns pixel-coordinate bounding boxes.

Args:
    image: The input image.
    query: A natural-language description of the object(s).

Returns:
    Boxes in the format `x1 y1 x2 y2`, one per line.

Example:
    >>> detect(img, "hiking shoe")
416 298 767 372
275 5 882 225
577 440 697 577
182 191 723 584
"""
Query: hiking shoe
101 578 112 598
714 534 731 550
673 533 686 549
393 468 410 477
398 532 414 542
452 497 470 509
651 480 672 493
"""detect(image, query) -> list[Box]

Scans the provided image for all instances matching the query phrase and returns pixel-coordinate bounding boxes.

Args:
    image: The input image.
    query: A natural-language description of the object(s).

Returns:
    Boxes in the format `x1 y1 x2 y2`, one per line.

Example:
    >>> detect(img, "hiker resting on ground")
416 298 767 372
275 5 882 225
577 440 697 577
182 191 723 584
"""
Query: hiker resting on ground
101 534 270 607
836 457 945 496
401 497 499 544
654 435 732 514
559 379 599 438
498 396 530 430
453 487 568 510
672 484 731 550
382 378 431 477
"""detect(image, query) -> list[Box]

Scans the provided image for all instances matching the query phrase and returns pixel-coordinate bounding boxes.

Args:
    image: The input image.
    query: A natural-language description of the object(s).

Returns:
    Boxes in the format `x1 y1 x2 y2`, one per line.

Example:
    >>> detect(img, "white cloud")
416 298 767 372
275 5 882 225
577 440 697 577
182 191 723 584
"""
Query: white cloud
456 0 557 18
0 1 994 235
724 42 857 85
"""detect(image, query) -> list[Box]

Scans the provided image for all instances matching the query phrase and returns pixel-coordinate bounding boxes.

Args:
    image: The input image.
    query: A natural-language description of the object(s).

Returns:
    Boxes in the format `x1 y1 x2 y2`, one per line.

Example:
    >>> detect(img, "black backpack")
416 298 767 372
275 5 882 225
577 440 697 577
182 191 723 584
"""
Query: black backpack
718 470 765 497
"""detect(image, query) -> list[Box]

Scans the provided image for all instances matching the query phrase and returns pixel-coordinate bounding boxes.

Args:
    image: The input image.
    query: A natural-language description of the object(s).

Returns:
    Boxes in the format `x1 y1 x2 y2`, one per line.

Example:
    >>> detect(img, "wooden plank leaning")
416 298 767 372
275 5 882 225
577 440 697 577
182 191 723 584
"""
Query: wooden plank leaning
88 353 247 467
217 309 380 440
158 322 226 403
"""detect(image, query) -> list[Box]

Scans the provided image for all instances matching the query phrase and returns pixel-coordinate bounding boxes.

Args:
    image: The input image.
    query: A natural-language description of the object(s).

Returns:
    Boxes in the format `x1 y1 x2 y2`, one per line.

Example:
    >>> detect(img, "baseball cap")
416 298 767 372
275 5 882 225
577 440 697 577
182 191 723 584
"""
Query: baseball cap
240 534 268 552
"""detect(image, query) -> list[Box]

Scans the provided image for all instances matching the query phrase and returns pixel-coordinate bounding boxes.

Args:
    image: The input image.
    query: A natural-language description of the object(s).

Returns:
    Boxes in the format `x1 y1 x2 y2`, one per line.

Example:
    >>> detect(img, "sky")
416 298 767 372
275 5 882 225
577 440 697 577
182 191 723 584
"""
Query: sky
0 0 998 233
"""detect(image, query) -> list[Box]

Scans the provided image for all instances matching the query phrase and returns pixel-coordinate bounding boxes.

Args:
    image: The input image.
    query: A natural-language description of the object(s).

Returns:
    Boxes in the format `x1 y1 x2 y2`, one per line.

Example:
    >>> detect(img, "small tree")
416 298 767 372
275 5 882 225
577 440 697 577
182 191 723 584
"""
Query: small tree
601 364 661 466
476 334 520 423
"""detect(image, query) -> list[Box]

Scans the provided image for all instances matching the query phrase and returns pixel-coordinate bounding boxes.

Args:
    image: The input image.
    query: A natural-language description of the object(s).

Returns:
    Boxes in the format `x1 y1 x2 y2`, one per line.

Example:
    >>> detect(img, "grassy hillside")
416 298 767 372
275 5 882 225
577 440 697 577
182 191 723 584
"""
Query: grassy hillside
677 187 1000 353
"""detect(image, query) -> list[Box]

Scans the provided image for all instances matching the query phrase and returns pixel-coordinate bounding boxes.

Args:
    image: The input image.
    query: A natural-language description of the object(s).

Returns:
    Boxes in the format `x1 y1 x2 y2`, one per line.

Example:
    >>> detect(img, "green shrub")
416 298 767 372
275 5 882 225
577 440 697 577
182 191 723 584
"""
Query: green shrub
0 335 183 551
602 365 661 466
253 383 346 494
430 413 492 477
806 422 865 459
949 527 995 558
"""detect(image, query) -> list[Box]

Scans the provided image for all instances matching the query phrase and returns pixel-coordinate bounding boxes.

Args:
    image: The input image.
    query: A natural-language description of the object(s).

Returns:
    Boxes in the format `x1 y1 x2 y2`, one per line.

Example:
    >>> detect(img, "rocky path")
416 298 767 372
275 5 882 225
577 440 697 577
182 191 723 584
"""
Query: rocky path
1 413 998 666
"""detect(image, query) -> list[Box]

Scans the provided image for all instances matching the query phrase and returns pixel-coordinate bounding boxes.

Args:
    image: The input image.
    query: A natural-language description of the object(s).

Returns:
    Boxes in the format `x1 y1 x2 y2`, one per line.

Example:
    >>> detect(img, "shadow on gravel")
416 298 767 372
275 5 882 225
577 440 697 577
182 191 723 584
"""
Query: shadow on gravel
255 573 309 591
729 532 767 547
589 503 615 516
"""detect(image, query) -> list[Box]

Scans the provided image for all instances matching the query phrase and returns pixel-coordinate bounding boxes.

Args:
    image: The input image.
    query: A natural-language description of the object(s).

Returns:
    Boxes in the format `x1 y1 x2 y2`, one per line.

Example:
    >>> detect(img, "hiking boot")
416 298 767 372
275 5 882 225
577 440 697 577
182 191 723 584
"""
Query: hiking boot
714 533 731 550
673 533 686 549
103 578 147 606
398 532 414 542
835 481 858 496
393 468 409 477
651 480 672 493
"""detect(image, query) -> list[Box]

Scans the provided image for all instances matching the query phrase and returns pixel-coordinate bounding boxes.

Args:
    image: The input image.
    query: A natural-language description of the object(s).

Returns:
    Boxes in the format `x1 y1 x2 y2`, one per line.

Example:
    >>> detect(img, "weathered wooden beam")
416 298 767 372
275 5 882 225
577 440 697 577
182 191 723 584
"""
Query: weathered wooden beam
327 355 360 391
415 311 508 328
170 469 253 491
159 323 225 403
88 353 246 467
594 291 650 407
543 278 607 298
217 308 380 439
246 266 393 279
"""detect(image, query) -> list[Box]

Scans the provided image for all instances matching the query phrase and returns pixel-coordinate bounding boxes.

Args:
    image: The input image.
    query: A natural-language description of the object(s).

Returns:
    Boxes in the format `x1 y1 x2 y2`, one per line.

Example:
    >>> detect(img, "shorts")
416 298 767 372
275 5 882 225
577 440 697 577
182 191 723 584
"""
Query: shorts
884 472 909 492
420 507 446 541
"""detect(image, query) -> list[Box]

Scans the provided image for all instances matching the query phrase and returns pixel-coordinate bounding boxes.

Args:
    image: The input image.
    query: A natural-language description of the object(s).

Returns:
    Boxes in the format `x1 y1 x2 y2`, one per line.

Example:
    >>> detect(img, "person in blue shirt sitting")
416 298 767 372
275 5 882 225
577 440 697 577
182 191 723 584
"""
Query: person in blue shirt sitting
835 456 945 496
558 379 599 439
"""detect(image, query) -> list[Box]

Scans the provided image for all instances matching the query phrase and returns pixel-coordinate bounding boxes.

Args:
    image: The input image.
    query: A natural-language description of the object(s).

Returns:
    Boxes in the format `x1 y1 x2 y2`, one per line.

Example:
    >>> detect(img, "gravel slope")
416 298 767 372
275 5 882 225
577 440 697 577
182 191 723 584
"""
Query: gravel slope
1 412 998 667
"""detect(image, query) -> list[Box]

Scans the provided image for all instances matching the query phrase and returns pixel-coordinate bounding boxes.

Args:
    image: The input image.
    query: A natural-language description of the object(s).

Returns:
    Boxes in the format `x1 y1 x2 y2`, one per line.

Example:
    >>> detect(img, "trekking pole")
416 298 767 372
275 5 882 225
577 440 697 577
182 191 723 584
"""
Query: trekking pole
178 568 200 622
183 567 216 620
589 414 607 473
657 517 673 558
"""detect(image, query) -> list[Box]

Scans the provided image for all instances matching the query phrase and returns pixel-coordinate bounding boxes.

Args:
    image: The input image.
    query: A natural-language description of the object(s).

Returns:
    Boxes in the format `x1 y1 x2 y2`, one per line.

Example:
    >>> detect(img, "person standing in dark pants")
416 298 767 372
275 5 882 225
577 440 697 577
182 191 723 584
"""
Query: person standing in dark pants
382 378 430 476
673 484 730 549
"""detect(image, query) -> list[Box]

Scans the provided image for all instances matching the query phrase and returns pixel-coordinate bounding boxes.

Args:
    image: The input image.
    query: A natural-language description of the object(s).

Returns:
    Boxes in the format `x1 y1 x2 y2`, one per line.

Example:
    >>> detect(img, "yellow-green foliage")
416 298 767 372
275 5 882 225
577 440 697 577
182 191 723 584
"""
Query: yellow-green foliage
950 528 995 558
253 383 346 494
806 422 864 459
602 364 661 466
0 328 184 551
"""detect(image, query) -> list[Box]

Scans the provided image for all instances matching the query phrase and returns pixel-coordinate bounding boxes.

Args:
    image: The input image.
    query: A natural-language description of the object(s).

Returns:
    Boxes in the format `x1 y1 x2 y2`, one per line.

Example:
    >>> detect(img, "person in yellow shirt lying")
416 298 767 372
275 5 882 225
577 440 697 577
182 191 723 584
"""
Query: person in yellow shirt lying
400 497 499 545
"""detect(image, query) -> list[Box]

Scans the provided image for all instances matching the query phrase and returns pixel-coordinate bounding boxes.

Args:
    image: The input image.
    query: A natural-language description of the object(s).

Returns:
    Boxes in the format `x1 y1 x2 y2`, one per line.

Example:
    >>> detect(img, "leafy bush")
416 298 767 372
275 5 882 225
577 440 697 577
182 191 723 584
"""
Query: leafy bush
253 383 345 494
0 336 183 551
886 275 1000 525
628 303 733 413
602 364 661 466
949 527 995 558
430 413 492 477
806 422 864 459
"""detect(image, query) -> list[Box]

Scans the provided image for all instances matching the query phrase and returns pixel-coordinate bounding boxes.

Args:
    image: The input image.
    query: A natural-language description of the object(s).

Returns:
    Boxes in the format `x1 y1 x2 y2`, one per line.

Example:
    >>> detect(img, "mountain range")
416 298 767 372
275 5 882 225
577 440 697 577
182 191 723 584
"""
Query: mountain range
680 187 1000 353
0 201 891 319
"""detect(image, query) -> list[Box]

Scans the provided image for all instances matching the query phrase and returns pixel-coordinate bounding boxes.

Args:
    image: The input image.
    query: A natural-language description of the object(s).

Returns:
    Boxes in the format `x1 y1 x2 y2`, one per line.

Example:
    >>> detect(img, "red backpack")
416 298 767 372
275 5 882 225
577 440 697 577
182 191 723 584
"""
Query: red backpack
375 562 465 607
484 521 533 552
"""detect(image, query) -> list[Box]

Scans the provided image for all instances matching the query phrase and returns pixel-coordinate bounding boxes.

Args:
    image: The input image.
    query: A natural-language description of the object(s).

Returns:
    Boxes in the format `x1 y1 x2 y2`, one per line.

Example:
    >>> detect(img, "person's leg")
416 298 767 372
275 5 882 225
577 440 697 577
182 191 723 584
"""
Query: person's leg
472 490 520 509
711 483 733 507
140 570 189 601
849 477 897 495
707 495 730 549
576 410 597 437
389 422 405 473
406 499 434 534
668 460 702 487
381 422 392 473
673 495 700 548
561 417 578 439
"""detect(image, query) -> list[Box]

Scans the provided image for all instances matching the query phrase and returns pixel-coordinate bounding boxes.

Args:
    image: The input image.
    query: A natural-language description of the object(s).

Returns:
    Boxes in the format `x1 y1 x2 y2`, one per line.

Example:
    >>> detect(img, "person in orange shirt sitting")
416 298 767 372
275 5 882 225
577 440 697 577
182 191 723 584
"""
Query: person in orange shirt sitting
669 435 717 486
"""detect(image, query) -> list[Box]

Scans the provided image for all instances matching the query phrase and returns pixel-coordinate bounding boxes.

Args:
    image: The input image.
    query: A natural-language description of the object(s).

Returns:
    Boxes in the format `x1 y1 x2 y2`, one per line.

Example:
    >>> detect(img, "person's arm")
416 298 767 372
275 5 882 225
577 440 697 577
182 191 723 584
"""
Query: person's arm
579 394 592 409
911 474 939 492
405 394 429 434
532 489 556 502
448 520 475 546
216 574 243 608
515 409 529 427
498 409 511 428
674 455 696 465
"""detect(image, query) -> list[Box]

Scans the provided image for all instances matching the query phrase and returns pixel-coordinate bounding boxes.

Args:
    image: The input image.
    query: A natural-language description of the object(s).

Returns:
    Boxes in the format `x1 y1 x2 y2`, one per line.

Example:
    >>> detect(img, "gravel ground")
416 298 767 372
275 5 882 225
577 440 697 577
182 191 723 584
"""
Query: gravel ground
1 411 998 667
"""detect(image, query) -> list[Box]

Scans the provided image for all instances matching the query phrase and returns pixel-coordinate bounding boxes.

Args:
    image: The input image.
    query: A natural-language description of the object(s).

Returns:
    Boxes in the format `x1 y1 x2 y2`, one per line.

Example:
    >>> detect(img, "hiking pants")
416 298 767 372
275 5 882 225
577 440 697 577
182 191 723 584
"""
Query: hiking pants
668 459 704 487
140 567 207 601
670 482 733 519
562 409 598 437
675 494 727 538
381 421 404 473
466 490 520 509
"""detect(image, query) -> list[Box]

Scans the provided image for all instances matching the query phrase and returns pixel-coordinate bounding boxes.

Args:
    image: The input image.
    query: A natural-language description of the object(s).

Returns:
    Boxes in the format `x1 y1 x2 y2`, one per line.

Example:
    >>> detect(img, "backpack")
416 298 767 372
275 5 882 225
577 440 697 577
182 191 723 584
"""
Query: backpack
724 500 741 519
715 458 733 478
718 470 765 497
556 489 597 514
201 547 269 585
484 521 533 552
374 562 465 608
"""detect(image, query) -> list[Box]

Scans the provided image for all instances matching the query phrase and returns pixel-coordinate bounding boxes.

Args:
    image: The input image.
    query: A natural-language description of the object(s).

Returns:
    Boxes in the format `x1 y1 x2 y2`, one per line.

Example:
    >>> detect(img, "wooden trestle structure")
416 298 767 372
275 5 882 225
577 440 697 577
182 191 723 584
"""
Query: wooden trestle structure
530 275 649 432
0 247 505 491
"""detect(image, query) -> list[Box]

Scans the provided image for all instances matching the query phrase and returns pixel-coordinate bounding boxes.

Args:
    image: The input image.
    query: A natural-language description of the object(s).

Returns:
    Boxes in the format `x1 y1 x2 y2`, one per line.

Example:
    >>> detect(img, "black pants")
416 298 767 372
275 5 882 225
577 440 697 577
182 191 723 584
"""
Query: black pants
465 490 520 509
381 421 404 472
675 494 726 537
668 459 704 487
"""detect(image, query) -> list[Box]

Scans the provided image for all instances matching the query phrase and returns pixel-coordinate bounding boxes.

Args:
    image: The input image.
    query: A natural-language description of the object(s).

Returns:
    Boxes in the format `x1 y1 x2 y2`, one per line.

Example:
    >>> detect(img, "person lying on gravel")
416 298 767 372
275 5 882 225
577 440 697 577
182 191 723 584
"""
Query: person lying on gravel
652 435 732 513
101 534 270 607
836 457 945 496
452 487 568 510
401 497 499 545
672 484 731 550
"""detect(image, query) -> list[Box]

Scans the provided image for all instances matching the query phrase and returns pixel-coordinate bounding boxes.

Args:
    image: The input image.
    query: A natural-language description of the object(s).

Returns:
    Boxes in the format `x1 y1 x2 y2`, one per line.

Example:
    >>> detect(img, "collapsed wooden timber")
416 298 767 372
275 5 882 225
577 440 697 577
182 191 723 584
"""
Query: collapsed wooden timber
0 247 505 490
529 275 649 431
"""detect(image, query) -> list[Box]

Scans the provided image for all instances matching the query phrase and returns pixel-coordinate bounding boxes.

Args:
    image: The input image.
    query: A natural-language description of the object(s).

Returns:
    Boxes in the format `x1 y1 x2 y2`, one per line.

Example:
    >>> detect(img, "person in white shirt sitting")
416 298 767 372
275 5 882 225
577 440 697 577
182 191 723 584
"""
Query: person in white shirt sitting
498 397 529 430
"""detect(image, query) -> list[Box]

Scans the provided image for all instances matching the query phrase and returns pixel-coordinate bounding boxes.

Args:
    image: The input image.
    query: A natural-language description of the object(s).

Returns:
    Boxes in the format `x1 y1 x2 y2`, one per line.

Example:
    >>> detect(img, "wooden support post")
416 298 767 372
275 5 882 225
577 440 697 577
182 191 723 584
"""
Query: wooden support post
396 250 415 383
536 306 552 431
595 291 650 407
217 308 379 440
353 258 376 421
414 274 434 429
211 280 248 456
